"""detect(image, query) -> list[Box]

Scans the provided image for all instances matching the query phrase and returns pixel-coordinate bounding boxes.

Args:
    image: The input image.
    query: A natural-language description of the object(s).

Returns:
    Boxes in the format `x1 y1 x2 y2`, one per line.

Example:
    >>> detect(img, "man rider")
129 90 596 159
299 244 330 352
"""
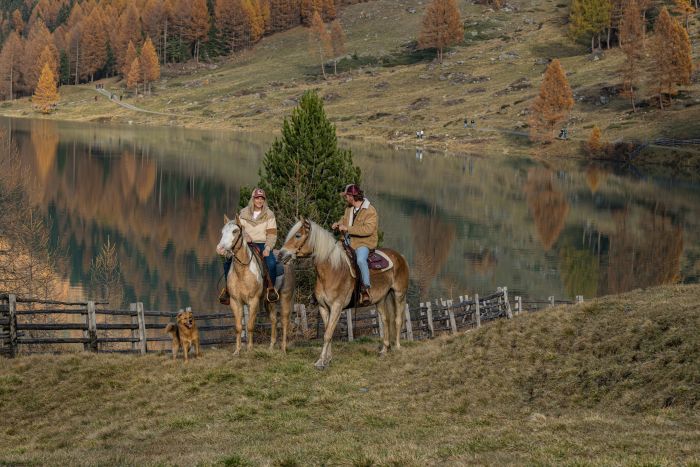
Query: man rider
332 184 378 307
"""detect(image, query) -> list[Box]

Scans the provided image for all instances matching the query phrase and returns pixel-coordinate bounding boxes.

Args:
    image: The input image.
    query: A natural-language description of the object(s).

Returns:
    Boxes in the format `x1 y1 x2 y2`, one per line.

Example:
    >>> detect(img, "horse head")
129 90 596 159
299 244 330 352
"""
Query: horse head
216 214 244 257
278 217 313 264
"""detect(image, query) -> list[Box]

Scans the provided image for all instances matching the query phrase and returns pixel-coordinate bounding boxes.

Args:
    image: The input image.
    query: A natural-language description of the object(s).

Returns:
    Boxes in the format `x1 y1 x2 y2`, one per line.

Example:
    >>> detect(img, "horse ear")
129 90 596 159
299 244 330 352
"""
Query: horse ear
224 214 230 224
235 214 241 225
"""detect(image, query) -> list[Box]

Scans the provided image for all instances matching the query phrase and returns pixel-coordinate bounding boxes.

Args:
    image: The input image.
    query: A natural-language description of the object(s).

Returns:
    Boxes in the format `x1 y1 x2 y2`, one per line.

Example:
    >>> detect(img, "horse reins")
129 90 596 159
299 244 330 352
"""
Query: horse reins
230 225 253 266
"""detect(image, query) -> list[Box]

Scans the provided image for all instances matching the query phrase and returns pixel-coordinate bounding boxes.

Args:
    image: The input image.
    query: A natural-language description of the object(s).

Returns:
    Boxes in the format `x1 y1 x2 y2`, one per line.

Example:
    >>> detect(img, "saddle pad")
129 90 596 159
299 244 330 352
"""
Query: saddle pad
343 249 394 278
368 250 393 271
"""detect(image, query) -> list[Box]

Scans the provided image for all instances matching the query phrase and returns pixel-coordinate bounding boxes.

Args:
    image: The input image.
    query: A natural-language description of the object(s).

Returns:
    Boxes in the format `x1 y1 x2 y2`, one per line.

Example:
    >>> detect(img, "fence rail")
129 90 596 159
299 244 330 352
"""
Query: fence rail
0 287 585 357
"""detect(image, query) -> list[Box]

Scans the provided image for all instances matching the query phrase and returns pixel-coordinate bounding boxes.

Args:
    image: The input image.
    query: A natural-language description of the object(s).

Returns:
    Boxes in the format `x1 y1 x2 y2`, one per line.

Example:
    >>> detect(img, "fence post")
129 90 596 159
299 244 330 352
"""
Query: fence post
87 301 98 352
300 304 308 334
548 296 555 307
346 309 354 342
474 294 481 328
517 296 523 315
136 302 147 355
404 303 413 341
425 302 435 338
8 294 17 358
130 303 138 352
446 300 457 334
502 287 513 319
576 295 584 304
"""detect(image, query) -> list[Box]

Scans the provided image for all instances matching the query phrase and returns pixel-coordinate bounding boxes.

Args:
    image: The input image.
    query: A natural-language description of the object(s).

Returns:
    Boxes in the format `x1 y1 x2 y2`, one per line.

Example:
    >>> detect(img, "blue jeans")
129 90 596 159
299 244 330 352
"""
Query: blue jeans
222 243 277 286
356 246 370 288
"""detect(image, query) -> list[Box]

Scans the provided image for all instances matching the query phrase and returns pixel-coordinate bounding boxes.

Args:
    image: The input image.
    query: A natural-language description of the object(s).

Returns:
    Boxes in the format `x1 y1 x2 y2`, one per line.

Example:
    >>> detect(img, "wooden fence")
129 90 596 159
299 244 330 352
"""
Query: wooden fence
0 288 584 357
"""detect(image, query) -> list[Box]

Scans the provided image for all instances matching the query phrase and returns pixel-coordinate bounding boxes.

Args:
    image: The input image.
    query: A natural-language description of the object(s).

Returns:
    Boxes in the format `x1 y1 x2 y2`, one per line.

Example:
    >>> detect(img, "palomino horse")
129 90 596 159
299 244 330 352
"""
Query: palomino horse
279 218 409 369
216 215 295 355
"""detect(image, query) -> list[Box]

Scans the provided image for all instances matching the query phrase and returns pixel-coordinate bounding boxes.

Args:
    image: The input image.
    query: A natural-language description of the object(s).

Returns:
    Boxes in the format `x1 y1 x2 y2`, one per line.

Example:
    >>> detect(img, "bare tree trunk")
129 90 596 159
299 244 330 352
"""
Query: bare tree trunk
606 28 611 49
591 35 595 52
334 58 337 75
9 65 13 101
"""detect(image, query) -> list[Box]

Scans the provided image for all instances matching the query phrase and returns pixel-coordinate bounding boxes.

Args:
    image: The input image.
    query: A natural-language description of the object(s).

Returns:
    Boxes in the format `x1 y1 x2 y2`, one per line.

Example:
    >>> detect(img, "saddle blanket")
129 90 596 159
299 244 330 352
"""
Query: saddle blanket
345 249 393 278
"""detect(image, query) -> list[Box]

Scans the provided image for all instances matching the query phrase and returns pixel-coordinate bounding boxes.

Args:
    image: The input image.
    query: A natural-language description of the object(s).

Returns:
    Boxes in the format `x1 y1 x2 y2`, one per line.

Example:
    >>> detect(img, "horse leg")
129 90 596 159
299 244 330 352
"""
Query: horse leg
268 301 277 351
375 299 391 356
280 294 292 354
247 297 261 352
392 290 405 350
315 304 338 369
231 301 243 356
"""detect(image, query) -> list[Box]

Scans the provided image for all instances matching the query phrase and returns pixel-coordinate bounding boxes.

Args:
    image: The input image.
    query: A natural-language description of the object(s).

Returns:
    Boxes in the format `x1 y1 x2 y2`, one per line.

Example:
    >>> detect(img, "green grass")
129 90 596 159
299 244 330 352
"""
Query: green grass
1 285 699 465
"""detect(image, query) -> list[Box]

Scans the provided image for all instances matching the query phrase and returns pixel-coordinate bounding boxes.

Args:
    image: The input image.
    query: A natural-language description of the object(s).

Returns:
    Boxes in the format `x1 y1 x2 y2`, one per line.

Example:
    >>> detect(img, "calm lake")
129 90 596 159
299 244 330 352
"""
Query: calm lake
3 116 699 311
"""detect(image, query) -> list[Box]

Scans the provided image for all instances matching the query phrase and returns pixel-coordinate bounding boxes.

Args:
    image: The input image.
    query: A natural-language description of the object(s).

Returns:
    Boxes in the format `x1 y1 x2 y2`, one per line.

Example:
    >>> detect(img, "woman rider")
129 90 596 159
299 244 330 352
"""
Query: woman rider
219 188 279 304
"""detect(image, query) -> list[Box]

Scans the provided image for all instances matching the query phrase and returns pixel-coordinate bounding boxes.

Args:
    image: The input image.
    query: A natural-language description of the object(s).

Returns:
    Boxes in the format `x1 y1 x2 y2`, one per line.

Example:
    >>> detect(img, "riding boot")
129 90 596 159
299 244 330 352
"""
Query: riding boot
218 287 230 305
359 285 372 307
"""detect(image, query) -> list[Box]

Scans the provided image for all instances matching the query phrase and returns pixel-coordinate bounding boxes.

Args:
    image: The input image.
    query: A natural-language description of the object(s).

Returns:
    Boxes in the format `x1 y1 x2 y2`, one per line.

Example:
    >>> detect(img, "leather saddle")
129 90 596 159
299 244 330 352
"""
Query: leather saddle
340 243 391 308
248 244 282 303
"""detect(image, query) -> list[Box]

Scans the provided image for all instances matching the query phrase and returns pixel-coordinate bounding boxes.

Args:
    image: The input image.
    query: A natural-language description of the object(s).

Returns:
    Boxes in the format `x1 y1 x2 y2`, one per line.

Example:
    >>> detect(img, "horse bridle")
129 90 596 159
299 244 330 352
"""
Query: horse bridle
229 222 253 266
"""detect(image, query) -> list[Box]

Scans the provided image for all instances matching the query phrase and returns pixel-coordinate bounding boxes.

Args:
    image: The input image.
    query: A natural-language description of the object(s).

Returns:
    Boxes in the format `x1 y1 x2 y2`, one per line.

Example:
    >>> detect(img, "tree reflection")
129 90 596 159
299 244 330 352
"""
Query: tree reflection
605 207 683 294
411 210 456 299
524 167 569 251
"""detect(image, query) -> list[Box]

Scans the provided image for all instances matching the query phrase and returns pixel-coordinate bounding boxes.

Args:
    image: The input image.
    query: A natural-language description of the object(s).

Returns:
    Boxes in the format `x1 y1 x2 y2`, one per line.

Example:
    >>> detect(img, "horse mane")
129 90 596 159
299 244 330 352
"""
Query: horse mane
286 220 345 270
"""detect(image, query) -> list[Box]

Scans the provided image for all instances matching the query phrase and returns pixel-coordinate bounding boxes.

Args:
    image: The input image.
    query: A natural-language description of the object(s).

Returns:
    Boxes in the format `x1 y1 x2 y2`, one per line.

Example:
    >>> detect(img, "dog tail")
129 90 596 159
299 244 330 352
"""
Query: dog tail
165 323 178 336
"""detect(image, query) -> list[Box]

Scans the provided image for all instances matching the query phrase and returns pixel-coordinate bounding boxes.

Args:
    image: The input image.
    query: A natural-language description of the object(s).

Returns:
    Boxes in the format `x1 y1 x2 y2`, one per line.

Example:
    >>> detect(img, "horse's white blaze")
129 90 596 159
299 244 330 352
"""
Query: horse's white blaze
217 221 238 256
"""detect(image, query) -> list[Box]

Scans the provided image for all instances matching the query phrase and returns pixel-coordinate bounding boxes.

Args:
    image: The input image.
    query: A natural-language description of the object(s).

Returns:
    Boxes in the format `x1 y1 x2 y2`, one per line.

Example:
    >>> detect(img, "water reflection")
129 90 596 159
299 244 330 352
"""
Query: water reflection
2 116 698 311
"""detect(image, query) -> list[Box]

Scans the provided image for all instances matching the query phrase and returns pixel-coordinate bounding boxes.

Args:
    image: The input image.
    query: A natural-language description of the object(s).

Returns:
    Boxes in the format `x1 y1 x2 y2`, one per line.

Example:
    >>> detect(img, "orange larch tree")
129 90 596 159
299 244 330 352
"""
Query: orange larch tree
189 0 211 62
11 9 24 35
122 41 138 78
38 45 59 84
33 63 60 113
80 7 108 82
529 59 575 144
116 3 142 75
126 57 141 94
0 31 23 100
140 36 160 93
330 19 345 75
647 7 693 108
308 10 331 79
619 0 645 111
418 0 463 63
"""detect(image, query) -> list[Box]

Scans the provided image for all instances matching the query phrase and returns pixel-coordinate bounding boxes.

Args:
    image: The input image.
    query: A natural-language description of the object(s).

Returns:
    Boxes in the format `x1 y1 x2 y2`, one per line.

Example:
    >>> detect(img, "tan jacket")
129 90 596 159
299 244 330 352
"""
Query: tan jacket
339 198 378 250
239 196 277 250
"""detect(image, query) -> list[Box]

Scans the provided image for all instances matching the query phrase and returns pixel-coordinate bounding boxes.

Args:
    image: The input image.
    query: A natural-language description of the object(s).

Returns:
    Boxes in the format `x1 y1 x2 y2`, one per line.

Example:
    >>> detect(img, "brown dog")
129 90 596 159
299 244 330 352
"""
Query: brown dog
165 310 201 362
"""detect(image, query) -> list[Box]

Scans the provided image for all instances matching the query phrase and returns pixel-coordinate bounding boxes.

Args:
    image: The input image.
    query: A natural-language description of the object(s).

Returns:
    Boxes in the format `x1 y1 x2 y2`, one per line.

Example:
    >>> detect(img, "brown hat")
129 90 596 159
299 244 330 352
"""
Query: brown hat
252 188 266 199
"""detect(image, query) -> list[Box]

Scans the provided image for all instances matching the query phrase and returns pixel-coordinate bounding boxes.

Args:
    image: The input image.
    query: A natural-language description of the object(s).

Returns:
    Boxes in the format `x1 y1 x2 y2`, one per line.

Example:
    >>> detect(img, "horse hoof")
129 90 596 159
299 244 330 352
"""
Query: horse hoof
314 360 327 370
233 350 240 357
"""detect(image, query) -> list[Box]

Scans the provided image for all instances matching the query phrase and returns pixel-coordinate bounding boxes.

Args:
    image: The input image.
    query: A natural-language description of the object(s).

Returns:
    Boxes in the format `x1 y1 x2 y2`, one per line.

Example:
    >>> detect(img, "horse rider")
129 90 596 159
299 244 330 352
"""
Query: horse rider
219 188 279 304
332 184 378 307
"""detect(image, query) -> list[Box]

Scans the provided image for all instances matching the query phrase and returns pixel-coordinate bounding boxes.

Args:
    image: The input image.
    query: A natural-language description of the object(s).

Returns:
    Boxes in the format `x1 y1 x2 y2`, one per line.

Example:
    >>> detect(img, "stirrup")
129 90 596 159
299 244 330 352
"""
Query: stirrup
359 287 372 307
266 287 280 303
218 287 230 305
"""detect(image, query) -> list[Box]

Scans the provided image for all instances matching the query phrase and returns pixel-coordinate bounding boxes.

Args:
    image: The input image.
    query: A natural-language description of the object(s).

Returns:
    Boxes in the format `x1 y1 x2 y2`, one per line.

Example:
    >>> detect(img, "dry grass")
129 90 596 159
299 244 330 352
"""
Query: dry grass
2 0 700 163
1 285 699 465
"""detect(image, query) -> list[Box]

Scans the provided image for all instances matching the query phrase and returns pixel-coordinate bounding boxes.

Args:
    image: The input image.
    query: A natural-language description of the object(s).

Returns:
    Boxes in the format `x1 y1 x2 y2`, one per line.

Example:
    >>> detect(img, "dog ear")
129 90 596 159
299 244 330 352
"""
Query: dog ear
224 214 230 224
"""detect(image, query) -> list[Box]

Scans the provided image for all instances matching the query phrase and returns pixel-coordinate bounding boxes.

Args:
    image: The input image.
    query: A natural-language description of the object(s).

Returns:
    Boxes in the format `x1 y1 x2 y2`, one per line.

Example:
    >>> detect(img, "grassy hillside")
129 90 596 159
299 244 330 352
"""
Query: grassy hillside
1 285 699 465
2 0 700 163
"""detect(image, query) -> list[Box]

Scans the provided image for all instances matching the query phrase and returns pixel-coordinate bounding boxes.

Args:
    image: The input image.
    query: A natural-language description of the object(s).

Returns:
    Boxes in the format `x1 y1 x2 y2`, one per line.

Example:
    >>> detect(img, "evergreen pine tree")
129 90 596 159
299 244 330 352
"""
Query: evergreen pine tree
255 90 361 237
33 63 59 113
529 59 575 143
